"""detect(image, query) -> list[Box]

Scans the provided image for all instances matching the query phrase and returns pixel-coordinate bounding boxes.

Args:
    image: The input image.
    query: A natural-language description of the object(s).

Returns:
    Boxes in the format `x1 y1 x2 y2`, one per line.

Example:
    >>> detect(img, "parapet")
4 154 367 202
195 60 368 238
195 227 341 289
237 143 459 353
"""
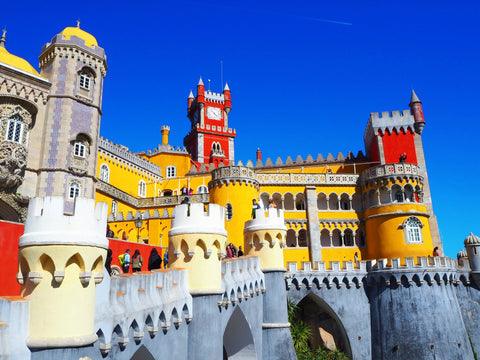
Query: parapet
19 196 108 249
244 208 287 233
364 109 415 150
169 203 227 237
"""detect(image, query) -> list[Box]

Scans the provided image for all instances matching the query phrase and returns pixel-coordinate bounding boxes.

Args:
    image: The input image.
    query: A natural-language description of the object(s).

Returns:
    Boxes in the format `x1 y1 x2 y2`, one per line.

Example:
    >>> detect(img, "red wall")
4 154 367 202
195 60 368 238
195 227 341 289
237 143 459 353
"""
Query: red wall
0 220 163 296
380 130 418 165
0 221 24 296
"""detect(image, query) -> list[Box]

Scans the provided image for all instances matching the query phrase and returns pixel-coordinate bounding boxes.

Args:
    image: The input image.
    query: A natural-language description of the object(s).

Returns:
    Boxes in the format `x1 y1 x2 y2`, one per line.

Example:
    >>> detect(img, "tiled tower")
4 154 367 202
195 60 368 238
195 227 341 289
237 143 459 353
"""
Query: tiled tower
34 23 107 211
184 78 236 166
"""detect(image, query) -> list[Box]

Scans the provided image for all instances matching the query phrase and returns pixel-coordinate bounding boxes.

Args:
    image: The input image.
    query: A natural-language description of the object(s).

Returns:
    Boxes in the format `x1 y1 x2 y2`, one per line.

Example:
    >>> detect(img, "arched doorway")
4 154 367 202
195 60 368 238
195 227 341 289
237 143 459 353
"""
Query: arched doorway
223 307 257 359
296 293 351 358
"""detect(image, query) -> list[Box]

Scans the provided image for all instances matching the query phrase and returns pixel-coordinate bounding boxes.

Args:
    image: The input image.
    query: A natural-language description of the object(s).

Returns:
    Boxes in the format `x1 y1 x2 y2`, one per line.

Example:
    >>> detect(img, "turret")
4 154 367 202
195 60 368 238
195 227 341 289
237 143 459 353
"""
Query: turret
256 148 262 162
464 233 480 286
168 203 227 293
223 82 231 115
161 125 170 146
196 77 205 104
409 90 425 134
187 90 194 113
17 196 108 348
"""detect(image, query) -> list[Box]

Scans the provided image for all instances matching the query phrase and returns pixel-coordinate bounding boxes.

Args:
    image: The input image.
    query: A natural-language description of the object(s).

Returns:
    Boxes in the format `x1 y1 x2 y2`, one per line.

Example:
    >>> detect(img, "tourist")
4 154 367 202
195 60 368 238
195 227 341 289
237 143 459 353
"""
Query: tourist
121 249 131 273
132 249 143 272
148 248 162 270
433 246 440 257
268 199 277 209
105 249 113 275
251 199 261 219
163 250 169 268
238 246 244 257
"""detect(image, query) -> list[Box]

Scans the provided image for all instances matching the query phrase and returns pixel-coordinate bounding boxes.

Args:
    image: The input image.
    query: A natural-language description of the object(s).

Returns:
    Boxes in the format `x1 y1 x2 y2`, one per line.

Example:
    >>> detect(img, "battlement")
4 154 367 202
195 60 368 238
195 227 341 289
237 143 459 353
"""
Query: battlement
195 122 236 134
169 203 227 236
244 208 287 233
205 90 224 103
364 109 416 149
94 268 192 355
220 256 265 307
19 196 108 248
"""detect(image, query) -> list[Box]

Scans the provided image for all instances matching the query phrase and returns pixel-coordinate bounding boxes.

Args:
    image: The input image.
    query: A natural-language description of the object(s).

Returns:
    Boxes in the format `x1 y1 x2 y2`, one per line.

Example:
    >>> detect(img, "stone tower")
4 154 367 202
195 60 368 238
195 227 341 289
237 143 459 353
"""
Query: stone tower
244 207 297 360
33 24 107 212
17 196 108 348
208 165 260 248
184 78 236 166
363 91 441 252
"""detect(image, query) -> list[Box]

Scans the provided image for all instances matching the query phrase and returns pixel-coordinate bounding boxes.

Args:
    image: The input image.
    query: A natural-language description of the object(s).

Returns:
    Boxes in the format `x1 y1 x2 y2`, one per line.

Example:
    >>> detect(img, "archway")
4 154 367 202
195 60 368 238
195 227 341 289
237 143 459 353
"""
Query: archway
296 293 351 358
223 307 257 359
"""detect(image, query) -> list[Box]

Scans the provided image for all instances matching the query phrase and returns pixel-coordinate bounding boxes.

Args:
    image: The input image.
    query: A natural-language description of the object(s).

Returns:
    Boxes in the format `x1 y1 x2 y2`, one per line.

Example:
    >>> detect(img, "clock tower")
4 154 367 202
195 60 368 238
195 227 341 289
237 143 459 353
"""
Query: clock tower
184 78 236 167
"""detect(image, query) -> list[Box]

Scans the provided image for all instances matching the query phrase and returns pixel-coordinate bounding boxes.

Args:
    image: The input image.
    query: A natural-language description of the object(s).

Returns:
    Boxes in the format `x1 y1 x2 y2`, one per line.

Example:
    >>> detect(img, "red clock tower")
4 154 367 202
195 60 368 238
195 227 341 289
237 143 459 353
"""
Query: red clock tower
184 78 236 167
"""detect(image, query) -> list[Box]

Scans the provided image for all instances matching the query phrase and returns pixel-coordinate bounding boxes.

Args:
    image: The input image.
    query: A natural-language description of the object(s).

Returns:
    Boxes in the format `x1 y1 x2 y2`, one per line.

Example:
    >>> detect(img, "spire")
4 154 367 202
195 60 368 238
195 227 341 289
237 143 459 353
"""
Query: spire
76 19 81 28
188 90 194 99
0 29 6 48
410 89 421 105
198 77 204 86
224 82 230 91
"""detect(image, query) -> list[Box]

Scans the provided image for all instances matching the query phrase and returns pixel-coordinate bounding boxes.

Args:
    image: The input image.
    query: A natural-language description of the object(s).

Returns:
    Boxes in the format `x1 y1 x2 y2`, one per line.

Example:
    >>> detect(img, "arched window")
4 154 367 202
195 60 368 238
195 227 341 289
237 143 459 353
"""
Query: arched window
272 192 283 210
225 203 233 221
286 229 297 247
317 193 328 210
320 229 331 247
99 163 110 183
284 193 294 210
329 193 339 210
298 229 308 247
197 185 208 194
343 229 354 246
352 193 362 211
295 193 305 211
260 193 270 209
403 216 423 244
5 114 24 143
379 186 390 204
392 184 403 203
78 67 95 92
355 228 365 247
138 180 146 198
332 229 342 246
166 166 176 179
340 193 350 210
68 181 80 199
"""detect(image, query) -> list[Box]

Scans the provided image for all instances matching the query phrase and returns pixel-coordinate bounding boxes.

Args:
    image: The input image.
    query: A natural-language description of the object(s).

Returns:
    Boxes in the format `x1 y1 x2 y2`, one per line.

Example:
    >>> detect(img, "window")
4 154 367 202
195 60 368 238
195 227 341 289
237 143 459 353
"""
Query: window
111 200 118 219
79 74 91 90
166 166 176 179
138 180 147 198
225 203 233 221
69 181 80 199
74 142 86 158
6 115 24 143
99 164 110 183
404 217 423 244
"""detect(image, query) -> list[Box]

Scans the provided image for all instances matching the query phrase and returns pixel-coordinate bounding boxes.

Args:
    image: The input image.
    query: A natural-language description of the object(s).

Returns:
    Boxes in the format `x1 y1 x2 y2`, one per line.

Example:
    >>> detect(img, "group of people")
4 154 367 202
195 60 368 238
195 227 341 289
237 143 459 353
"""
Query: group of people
226 243 244 258
181 186 194 195
251 198 277 219
105 248 169 275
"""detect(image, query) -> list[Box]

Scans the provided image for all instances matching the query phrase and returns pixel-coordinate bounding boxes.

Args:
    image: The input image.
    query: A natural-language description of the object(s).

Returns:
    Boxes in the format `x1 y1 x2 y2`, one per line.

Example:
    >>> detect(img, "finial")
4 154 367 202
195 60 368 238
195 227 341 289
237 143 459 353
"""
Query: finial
224 82 230 91
76 19 81 28
188 90 194 99
198 77 204 86
0 28 6 48
207 79 211 91
410 89 421 105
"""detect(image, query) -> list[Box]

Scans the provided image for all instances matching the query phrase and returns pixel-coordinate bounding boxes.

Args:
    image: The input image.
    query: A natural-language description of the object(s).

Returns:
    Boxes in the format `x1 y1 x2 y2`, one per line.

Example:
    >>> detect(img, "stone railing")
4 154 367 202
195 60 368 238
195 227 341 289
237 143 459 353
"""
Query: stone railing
257 173 359 186
97 181 209 209
361 163 421 183
209 166 259 189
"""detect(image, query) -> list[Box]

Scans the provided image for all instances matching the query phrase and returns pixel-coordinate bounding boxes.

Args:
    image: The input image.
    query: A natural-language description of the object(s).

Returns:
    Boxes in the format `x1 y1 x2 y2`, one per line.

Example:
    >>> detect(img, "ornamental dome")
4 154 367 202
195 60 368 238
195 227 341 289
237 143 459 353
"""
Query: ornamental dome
59 23 98 48
0 30 39 75
464 232 480 246
457 249 467 259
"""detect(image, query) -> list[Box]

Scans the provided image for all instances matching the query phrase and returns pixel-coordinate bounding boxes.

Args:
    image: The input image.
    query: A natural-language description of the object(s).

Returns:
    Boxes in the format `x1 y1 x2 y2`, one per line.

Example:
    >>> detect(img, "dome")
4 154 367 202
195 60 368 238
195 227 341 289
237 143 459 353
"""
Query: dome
457 249 467 259
0 30 39 76
464 232 480 246
59 25 98 48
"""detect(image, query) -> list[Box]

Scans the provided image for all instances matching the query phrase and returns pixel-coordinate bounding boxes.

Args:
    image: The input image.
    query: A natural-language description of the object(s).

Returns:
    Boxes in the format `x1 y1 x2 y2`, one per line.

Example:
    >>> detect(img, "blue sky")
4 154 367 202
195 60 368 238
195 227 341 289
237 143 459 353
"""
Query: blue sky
3 1 479 258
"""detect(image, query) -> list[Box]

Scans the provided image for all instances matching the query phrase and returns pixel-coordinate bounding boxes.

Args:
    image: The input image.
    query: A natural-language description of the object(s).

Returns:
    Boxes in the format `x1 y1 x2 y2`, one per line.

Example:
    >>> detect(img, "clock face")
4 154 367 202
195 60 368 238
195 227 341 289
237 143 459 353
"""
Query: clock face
206 106 222 120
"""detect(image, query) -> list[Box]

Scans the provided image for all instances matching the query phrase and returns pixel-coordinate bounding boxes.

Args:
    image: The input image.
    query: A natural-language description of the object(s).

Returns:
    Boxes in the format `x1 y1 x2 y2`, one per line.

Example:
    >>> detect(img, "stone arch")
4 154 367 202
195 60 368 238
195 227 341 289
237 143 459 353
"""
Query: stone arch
351 192 362 211
295 193 305 210
271 192 283 209
317 192 328 210
195 239 209 258
284 192 294 210
260 192 270 209
392 184 403 203
298 228 308 247
404 184 414 202
294 292 352 358
320 228 331 247
223 306 257 359
328 193 339 210
368 188 377 207
332 229 342 247
339 193 350 210
286 228 297 247
379 186 390 204
343 228 354 246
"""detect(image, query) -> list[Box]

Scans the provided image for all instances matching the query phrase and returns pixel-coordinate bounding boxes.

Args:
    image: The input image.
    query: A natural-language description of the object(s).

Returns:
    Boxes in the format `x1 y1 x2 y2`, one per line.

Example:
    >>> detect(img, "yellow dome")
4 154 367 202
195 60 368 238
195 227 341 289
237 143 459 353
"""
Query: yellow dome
0 46 39 76
59 26 98 48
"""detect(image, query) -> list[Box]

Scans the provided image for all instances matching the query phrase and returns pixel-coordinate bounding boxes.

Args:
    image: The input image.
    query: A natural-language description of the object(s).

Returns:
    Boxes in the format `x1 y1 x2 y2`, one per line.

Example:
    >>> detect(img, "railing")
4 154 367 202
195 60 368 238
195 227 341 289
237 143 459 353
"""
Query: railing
361 163 421 182
257 173 359 186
